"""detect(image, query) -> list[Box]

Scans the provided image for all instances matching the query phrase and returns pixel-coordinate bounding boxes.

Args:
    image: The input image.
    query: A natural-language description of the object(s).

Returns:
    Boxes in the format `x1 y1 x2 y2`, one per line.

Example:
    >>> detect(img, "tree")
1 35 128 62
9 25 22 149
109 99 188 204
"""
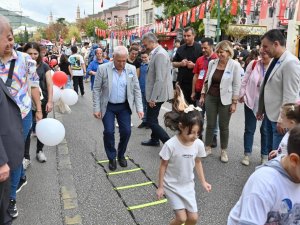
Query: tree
225 25 249 43
65 25 81 44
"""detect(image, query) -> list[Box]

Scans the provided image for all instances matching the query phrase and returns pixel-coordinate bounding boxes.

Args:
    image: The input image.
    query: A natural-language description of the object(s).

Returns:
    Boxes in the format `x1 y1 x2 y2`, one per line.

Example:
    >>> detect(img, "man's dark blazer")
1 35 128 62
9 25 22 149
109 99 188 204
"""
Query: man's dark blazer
0 78 24 170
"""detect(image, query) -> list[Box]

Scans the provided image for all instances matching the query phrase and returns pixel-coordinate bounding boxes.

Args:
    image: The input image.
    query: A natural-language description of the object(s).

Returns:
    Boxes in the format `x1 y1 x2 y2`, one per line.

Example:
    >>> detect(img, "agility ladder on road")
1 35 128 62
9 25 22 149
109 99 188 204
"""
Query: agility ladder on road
91 153 168 225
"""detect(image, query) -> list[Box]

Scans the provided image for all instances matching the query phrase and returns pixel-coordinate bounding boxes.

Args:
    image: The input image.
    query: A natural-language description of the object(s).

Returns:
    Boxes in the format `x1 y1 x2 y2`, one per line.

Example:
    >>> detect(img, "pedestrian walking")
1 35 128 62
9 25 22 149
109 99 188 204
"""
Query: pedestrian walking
140 32 173 147
92 46 143 171
200 40 243 163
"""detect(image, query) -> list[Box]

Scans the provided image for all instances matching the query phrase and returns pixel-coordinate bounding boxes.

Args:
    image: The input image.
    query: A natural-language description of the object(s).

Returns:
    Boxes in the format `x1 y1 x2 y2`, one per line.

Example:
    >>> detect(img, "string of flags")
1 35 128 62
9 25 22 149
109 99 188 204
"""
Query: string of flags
95 0 300 39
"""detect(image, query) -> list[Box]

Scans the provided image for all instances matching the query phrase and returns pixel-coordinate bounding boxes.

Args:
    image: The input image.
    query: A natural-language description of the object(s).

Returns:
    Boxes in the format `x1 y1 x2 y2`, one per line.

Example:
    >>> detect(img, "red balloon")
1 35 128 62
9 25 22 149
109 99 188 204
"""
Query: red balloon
50 59 58 67
52 71 68 87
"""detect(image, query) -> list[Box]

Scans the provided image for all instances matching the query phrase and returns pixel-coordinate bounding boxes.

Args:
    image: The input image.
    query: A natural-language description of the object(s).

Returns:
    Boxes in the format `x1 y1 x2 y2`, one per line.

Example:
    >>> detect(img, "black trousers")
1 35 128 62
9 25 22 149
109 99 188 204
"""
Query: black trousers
0 179 12 225
72 76 84 95
146 102 170 143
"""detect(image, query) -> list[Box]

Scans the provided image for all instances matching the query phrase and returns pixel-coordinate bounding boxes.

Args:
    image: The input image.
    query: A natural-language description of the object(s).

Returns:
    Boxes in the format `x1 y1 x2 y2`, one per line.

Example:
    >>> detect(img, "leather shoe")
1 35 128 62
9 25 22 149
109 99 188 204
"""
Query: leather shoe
118 157 127 167
141 139 160 146
108 159 117 171
211 135 217 148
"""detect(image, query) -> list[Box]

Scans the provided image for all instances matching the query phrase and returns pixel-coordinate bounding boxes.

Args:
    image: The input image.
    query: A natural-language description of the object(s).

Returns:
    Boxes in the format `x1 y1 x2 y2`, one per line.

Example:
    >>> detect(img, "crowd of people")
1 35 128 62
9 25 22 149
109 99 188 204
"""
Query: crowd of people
1 12 300 225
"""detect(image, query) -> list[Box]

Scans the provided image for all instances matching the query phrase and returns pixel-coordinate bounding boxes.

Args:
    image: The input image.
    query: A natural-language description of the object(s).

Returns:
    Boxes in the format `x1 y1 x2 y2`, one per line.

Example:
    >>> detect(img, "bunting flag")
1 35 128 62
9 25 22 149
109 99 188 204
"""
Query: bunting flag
246 0 252 15
195 5 200 18
259 0 268 19
183 11 187 27
239 0 244 15
191 7 196 22
172 16 176 30
101 0 103 8
199 3 206 19
179 13 183 27
187 10 191 24
231 0 238 15
278 0 287 20
175 15 180 29
169 17 172 31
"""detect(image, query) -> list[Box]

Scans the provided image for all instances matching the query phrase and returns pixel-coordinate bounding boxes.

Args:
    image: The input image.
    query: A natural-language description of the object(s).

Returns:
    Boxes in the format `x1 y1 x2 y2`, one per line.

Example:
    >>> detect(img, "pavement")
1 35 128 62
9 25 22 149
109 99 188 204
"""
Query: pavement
14 82 263 225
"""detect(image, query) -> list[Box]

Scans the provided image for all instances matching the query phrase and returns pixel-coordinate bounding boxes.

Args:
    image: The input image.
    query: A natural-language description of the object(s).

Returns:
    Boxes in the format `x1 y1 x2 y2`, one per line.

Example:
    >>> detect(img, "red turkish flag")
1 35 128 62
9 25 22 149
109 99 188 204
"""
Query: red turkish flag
231 0 238 15
278 0 287 18
169 17 172 31
175 15 180 29
191 7 196 22
183 11 187 27
199 3 206 19
259 0 268 19
246 0 252 15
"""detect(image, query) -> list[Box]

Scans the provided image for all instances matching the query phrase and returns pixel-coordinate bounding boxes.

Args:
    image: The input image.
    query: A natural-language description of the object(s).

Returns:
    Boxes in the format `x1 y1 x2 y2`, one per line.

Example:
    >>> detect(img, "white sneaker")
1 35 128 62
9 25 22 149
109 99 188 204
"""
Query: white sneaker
203 147 212 158
241 155 250 166
261 157 268 165
220 150 228 163
22 158 31 170
36 151 47 163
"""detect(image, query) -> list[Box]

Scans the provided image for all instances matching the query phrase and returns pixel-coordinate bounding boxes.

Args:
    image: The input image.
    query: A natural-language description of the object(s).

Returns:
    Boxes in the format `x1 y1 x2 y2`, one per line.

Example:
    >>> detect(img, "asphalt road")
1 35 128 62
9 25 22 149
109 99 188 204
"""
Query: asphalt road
14 82 263 225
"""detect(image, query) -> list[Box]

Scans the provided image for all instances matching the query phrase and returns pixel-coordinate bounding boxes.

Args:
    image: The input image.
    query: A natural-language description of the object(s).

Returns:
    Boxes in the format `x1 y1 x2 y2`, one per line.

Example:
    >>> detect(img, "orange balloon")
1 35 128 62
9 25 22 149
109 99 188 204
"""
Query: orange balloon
52 71 68 87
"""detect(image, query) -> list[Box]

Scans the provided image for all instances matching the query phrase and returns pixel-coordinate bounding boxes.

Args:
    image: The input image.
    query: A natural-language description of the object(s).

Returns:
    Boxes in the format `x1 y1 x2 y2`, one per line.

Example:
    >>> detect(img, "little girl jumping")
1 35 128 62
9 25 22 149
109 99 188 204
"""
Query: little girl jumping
269 102 300 159
157 85 211 225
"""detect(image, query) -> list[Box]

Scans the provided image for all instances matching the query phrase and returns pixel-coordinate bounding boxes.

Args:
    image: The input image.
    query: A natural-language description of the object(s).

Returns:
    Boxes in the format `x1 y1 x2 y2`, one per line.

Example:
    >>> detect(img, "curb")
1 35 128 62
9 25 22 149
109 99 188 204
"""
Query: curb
54 111 82 225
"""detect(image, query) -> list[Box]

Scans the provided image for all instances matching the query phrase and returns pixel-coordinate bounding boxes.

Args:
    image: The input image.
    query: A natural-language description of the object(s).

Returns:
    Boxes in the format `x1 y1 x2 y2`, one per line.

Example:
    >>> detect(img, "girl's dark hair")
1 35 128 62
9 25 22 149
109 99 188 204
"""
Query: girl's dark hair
281 103 300 124
164 84 203 135
23 42 42 65
287 124 300 156
60 54 68 64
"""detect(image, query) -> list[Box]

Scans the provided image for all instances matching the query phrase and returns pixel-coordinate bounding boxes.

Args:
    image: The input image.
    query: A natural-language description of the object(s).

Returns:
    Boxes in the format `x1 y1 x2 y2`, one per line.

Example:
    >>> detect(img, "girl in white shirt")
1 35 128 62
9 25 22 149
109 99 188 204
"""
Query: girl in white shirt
157 85 211 225
269 103 300 159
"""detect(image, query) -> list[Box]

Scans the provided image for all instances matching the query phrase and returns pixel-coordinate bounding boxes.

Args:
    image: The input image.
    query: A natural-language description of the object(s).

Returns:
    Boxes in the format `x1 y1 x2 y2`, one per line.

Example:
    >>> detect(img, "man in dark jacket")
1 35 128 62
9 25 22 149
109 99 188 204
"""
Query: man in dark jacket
0 79 24 225
0 16 24 225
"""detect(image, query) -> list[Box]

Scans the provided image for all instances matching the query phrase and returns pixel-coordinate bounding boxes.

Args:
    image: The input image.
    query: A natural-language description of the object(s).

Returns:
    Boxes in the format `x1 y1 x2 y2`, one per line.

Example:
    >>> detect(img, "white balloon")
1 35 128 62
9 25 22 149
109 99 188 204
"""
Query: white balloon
36 118 65 146
53 86 62 102
61 89 78 106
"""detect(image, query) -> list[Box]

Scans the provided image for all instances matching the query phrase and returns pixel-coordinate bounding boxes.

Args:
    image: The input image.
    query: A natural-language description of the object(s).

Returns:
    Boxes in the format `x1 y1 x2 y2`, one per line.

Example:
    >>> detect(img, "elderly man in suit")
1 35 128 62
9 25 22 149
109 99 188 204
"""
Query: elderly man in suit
141 32 174 147
0 79 24 225
257 29 300 153
93 46 144 171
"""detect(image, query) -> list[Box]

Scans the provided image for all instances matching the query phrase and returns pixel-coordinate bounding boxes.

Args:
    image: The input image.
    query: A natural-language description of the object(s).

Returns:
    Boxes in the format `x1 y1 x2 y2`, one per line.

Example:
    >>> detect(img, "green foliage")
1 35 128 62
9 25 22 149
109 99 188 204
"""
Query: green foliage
153 0 237 39
65 25 81 44
85 19 108 37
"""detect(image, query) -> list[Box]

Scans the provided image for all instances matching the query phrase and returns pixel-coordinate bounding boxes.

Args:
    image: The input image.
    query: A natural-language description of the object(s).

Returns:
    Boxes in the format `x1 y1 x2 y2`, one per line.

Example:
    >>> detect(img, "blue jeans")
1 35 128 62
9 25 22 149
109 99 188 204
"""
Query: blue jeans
90 75 95 90
65 75 72 89
243 104 268 156
146 102 170 143
10 111 32 200
102 102 131 160
141 92 147 124
265 114 284 152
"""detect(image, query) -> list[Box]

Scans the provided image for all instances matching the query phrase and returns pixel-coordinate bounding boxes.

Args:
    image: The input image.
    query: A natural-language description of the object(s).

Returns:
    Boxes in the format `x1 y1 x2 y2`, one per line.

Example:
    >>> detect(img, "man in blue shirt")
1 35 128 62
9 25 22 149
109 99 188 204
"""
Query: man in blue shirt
93 46 143 171
86 48 109 90
137 52 149 128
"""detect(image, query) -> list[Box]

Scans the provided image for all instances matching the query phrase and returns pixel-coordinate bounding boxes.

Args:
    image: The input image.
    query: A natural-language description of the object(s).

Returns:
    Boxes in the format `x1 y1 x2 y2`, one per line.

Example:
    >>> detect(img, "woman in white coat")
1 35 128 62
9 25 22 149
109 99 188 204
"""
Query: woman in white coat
200 41 243 162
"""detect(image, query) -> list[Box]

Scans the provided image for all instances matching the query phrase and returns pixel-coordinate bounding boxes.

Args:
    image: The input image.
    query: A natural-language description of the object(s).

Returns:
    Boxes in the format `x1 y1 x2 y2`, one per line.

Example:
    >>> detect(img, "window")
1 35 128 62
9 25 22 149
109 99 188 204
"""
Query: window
128 14 139 27
129 0 139 8
145 9 153 25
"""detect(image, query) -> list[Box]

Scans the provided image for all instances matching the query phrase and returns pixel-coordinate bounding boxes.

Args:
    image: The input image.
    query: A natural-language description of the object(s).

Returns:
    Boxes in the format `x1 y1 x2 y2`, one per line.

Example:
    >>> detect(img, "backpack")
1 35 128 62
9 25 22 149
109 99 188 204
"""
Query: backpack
252 60 257 70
